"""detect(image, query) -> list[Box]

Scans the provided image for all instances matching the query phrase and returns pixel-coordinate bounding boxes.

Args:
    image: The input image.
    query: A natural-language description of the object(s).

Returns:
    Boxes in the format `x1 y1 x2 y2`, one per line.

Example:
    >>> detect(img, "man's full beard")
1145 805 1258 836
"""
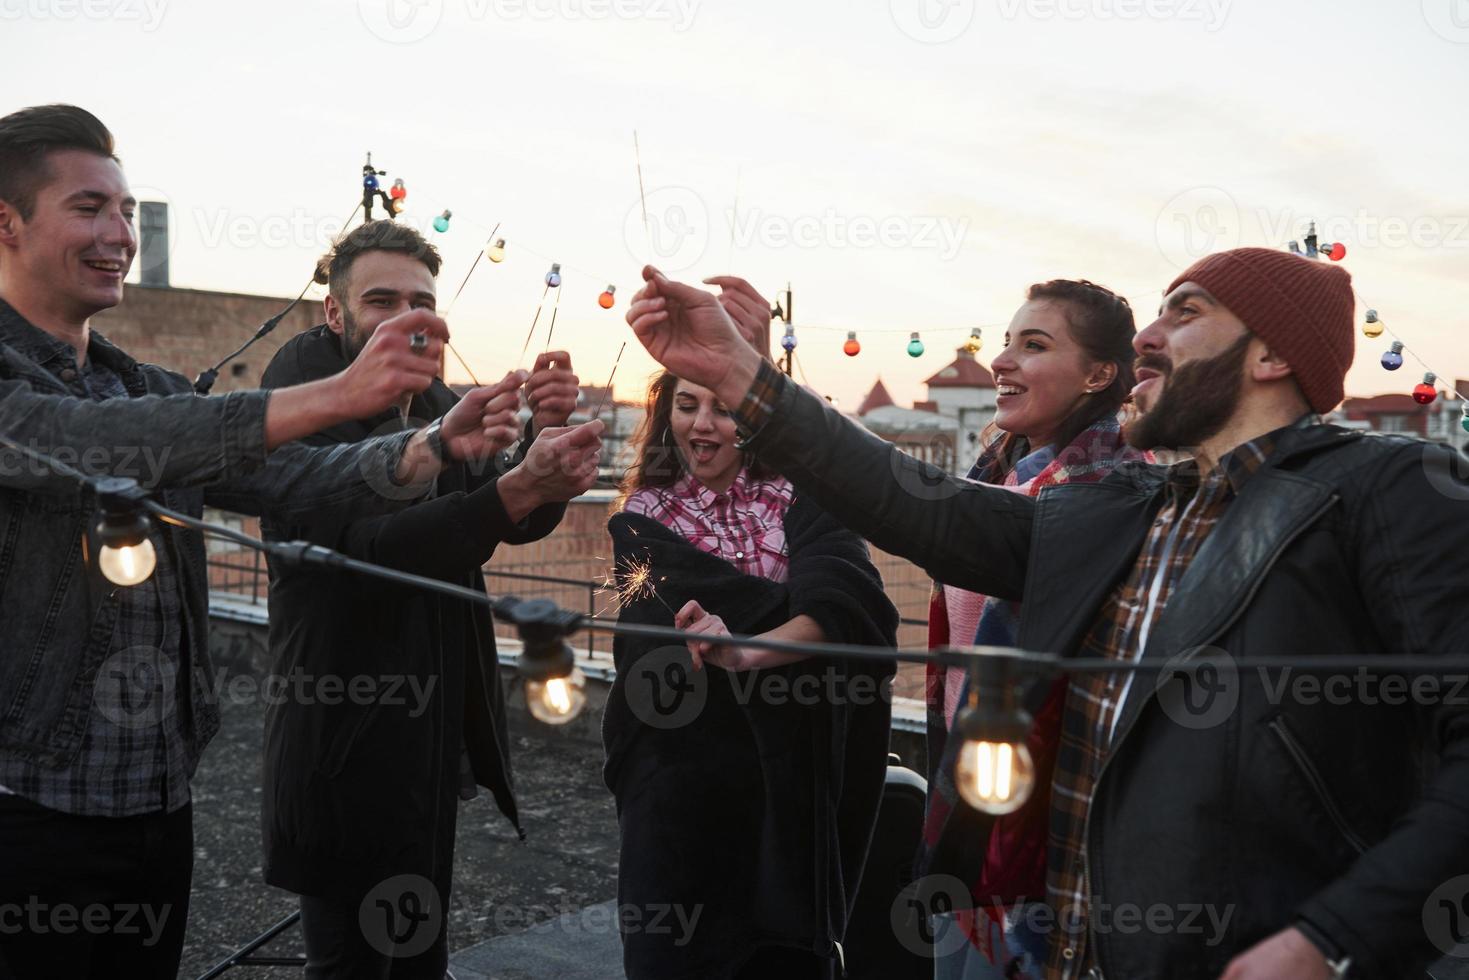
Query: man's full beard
1125 332 1253 452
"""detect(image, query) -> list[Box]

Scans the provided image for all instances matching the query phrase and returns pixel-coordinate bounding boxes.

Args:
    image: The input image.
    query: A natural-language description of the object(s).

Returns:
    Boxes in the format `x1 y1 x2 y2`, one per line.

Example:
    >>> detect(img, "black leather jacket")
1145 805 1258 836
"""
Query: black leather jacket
741 375 1469 979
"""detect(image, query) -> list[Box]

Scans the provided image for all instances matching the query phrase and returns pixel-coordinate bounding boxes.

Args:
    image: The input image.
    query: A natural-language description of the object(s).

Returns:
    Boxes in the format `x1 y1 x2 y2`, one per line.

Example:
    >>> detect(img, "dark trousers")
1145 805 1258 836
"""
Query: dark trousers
299 891 448 980
0 794 192 980
734 945 834 979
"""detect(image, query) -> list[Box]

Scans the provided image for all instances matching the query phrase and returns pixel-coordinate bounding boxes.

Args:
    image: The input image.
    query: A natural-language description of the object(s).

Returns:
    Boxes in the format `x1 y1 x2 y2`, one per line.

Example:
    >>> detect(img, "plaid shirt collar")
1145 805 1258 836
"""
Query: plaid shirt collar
673 467 752 507
1162 412 1320 500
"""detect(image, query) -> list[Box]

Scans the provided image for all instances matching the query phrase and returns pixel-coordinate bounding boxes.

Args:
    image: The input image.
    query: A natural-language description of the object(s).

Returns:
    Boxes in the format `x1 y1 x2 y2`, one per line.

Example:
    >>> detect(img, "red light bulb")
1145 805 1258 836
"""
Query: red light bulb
1327 242 1346 261
599 286 616 309
1414 372 1438 405
843 331 860 357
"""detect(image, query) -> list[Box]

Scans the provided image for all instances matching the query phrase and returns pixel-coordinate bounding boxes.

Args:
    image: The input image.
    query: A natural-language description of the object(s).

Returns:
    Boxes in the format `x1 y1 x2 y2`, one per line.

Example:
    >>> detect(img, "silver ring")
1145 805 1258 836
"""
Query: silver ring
409 332 428 354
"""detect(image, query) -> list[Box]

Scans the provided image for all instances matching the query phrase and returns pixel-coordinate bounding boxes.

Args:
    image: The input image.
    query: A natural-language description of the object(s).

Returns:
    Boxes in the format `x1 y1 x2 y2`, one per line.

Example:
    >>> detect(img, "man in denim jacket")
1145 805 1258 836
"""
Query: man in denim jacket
0 105 518 979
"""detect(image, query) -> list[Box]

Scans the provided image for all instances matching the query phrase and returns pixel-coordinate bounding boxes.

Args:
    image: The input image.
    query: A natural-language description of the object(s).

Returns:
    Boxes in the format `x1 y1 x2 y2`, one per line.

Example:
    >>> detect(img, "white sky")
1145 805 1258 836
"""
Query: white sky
6 0 1468 408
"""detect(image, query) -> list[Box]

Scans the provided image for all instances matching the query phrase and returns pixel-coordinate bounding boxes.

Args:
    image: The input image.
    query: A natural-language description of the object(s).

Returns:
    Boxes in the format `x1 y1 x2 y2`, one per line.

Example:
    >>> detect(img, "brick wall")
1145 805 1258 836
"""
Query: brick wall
91 284 325 391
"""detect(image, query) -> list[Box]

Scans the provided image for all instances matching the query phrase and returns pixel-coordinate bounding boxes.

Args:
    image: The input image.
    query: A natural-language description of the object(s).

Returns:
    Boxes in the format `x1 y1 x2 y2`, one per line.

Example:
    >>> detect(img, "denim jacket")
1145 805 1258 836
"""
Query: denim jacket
0 315 424 792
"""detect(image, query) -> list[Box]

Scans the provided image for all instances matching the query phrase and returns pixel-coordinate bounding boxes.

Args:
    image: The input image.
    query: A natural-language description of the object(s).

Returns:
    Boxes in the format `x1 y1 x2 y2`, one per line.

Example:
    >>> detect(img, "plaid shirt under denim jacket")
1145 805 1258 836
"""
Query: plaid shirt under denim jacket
0 299 423 817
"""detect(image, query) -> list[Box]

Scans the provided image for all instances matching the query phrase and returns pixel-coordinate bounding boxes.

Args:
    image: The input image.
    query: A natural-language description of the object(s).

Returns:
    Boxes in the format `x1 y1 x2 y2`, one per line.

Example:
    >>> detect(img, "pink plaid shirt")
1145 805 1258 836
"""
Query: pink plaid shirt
623 468 795 583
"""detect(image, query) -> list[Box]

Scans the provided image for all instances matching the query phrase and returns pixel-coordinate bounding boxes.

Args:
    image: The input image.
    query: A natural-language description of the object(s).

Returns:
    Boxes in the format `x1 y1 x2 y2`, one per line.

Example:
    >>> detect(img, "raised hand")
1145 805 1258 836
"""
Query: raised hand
335 308 446 419
703 275 773 359
440 370 526 463
498 419 605 518
525 350 579 436
625 266 762 408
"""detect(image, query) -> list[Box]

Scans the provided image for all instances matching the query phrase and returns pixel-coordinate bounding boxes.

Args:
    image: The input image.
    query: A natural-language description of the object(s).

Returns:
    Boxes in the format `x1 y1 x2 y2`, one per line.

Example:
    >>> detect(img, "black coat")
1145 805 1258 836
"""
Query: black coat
603 497 898 979
257 324 565 900
741 378 1469 980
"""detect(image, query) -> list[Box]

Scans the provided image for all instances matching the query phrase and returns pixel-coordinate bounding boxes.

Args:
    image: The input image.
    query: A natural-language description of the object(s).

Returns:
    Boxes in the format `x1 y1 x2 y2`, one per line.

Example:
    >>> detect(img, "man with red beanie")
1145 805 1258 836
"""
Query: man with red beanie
621 248 1469 979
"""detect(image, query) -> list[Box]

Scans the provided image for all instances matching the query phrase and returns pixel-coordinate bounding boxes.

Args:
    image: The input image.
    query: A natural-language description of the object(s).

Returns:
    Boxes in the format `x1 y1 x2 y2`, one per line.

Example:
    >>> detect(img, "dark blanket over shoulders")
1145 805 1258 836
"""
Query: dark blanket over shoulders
602 494 898 979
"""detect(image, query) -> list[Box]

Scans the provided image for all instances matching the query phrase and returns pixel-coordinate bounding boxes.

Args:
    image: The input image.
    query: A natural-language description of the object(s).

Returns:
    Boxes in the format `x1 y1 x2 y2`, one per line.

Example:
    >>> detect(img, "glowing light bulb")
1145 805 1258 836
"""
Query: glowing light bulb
545 263 561 288
525 668 587 725
1363 309 1383 339
843 331 861 357
1326 242 1347 261
599 285 616 309
1381 341 1404 371
907 332 925 358
486 238 506 263
99 537 157 587
433 210 452 233
1414 373 1439 406
955 738 1035 814
965 329 983 355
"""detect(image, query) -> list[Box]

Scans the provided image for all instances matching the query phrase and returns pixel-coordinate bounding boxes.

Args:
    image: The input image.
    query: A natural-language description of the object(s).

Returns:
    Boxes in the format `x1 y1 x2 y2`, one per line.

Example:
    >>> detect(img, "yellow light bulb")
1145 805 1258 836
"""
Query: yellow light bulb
526 668 587 725
955 738 1035 815
965 330 982 354
99 538 157 587
487 238 506 263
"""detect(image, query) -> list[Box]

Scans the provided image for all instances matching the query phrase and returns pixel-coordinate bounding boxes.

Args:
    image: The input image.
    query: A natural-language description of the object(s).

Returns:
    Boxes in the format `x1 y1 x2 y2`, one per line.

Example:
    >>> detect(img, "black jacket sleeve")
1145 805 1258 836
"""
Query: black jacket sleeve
742 374 1035 601
1296 441 1469 976
783 493 899 649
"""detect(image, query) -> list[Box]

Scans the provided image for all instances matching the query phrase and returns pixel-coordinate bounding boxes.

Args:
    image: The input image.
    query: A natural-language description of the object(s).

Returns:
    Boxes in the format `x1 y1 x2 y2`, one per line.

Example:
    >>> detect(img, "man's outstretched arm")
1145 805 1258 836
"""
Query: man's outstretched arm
624 266 1032 601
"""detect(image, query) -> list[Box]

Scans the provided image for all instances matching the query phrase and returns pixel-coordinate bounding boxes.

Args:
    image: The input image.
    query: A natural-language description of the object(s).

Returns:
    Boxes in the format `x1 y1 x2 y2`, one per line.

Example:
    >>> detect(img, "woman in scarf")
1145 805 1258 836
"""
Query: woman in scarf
603 280 898 980
919 280 1146 979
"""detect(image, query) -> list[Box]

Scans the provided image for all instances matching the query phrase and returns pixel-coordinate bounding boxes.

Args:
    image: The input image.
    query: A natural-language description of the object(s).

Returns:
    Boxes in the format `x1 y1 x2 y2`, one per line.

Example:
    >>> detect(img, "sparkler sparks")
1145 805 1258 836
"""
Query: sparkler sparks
612 553 677 616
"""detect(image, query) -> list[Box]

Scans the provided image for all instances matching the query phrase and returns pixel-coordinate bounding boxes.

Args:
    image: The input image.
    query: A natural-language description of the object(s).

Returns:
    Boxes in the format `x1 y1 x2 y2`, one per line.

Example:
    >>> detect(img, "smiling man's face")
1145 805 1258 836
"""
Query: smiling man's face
4 149 137 321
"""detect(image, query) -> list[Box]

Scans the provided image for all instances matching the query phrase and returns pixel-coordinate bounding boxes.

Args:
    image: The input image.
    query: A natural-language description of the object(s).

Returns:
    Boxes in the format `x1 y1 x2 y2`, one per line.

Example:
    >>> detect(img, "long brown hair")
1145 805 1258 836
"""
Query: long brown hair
617 371 775 506
979 279 1138 480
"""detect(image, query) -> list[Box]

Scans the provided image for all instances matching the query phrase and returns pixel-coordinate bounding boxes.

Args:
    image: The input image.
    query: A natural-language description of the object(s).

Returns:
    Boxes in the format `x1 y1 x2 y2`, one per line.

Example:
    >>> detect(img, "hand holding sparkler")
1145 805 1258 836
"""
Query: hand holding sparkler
703 276 774 360
525 350 579 436
497 418 605 522
626 266 762 412
439 369 527 463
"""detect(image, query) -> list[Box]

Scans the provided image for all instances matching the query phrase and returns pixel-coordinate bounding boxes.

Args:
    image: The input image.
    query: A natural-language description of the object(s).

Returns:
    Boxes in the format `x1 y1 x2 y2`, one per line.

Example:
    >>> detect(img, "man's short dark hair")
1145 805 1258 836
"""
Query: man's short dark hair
315 220 442 302
0 104 117 220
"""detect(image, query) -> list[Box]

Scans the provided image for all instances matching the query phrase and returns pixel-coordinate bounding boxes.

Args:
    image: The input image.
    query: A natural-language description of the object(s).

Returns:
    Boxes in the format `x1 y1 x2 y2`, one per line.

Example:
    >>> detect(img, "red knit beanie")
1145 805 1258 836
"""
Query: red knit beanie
1167 247 1355 413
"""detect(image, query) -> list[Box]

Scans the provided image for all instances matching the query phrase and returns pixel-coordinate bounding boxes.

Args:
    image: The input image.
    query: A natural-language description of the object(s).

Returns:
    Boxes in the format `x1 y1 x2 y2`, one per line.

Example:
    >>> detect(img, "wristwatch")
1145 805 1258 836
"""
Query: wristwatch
423 417 453 465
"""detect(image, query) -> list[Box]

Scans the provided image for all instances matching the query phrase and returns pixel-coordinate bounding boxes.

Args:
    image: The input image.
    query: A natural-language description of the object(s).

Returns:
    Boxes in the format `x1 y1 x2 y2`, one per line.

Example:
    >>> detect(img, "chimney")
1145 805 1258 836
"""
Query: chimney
138 201 169 288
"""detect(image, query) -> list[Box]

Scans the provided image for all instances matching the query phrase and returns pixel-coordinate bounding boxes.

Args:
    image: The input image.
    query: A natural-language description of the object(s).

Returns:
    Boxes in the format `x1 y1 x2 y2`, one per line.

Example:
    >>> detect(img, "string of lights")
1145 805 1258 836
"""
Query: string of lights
5 415 1467 818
